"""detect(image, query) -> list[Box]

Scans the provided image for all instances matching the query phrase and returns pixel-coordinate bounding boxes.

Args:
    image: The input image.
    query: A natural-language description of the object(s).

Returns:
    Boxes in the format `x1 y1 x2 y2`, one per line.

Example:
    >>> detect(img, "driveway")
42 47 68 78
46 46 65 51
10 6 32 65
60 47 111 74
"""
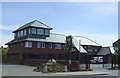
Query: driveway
90 64 119 76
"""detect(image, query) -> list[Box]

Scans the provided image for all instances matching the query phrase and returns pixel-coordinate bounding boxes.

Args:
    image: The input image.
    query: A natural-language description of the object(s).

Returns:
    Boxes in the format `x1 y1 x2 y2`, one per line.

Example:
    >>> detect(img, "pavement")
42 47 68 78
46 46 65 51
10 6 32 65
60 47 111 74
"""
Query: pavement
1 64 119 77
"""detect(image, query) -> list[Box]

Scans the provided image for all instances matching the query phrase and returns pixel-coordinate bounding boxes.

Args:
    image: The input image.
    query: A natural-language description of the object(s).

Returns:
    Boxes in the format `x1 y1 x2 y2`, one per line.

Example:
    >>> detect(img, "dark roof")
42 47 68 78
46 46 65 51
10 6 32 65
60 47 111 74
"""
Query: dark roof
13 20 52 32
97 47 115 55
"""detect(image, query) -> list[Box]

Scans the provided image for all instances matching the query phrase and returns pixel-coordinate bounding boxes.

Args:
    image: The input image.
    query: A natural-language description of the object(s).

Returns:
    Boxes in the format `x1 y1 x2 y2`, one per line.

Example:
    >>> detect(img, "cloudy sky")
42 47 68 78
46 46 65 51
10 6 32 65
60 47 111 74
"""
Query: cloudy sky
1 2 118 47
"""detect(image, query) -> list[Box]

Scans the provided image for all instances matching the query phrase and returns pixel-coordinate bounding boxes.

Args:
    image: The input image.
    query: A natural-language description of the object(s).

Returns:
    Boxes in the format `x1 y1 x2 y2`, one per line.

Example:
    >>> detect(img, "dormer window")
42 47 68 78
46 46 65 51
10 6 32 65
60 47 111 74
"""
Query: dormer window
20 30 23 36
45 29 49 35
24 29 27 35
37 29 44 35
18 31 20 37
31 28 36 34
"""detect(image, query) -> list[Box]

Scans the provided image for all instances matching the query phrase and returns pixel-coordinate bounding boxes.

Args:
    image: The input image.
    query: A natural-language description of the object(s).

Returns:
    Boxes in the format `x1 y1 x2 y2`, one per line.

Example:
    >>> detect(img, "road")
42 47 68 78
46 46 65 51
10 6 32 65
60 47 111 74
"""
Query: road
1 76 119 78
1 64 120 78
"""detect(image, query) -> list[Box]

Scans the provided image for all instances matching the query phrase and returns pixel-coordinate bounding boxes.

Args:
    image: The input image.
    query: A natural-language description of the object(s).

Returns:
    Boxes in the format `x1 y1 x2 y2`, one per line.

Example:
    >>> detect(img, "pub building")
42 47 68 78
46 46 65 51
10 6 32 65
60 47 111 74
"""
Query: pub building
5 20 114 70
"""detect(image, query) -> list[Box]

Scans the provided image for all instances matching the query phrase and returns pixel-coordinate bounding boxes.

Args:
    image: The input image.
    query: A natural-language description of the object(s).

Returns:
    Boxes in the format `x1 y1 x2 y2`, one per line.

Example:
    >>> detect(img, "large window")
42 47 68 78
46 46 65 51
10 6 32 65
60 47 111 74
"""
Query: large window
25 42 32 47
14 33 17 37
45 29 49 35
24 29 27 35
20 30 23 36
29 28 31 34
31 28 36 34
55 44 62 49
37 29 44 35
37 42 45 48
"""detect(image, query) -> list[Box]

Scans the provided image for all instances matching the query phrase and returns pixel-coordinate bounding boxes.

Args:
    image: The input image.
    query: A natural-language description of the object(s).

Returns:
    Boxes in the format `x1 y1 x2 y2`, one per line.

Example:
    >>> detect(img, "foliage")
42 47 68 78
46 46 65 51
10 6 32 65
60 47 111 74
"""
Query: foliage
64 40 76 53
0 49 8 55
114 42 120 55
48 59 56 63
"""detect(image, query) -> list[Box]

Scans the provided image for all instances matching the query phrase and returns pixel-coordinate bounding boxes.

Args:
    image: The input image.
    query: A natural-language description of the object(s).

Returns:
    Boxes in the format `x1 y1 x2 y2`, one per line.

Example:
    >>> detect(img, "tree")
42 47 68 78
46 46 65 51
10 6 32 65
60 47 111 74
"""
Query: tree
114 42 120 69
0 48 8 55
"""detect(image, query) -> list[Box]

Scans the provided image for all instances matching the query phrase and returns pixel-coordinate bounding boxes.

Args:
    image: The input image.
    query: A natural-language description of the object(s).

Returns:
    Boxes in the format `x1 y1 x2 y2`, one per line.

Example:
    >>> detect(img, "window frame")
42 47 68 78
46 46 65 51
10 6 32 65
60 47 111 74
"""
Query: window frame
37 28 44 35
25 42 32 48
37 42 45 48
45 29 49 35
49 43 52 48
31 28 37 34
24 29 27 35
54 44 62 49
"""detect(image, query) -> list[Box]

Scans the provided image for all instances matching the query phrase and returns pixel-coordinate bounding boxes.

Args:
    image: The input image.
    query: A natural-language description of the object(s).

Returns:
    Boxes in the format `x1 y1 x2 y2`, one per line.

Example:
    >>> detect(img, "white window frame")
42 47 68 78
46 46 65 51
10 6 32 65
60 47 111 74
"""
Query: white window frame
25 42 32 47
55 44 62 49
37 42 45 48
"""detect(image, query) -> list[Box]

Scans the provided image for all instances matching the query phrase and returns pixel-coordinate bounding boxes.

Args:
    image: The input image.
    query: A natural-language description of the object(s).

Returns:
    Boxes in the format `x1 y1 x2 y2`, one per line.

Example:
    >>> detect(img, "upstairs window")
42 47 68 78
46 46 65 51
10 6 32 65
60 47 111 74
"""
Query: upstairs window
24 29 27 35
37 29 44 35
14 33 17 37
55 44 62 49
31 28 36 34
88 46 93 52
25 42 32 47
45 29 49 35
18 31 20 37
20 30 23 36
29 28 31 34
37 42 45 48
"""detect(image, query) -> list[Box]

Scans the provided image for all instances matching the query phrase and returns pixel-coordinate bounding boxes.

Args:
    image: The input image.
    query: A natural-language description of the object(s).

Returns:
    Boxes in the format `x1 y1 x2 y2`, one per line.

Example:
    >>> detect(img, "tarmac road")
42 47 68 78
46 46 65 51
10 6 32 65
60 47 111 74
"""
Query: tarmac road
1 76 119 78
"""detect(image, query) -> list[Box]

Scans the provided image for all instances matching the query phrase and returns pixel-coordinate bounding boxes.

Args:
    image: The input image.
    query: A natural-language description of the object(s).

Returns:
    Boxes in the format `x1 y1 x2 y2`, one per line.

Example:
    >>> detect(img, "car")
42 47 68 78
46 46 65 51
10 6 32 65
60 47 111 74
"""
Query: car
90 57 103 63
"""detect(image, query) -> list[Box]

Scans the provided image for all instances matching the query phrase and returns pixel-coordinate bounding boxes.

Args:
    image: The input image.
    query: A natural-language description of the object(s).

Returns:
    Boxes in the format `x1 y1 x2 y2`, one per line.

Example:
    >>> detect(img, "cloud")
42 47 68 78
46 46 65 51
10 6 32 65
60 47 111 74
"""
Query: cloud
92 4 118 16
0 25 20 31
0 33 14 47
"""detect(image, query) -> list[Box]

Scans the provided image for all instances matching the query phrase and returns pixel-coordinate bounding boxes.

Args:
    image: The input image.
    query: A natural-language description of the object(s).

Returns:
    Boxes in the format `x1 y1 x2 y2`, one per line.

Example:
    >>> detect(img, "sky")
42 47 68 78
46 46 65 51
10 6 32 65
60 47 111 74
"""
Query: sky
1 2 118 47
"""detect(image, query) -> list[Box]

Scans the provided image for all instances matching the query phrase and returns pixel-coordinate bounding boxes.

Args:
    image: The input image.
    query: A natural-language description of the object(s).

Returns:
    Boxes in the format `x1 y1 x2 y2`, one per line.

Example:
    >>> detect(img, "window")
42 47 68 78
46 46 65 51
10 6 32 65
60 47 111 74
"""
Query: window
25 42 32 47
94 48 98 51
18 31 20 37
24 29 27 35
31 28 36 34
49 43 52 48
21 30 23 36
29 28 31 34
88 46 93 52
37 42 45 48
45 29 49 35
14 33 17 37
37 29 44 35
55 44 62 49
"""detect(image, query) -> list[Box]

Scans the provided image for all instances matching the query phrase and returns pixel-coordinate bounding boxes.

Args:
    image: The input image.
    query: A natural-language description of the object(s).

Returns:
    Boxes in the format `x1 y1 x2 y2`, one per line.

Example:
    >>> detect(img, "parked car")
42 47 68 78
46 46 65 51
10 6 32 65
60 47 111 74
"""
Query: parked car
90 57 103 63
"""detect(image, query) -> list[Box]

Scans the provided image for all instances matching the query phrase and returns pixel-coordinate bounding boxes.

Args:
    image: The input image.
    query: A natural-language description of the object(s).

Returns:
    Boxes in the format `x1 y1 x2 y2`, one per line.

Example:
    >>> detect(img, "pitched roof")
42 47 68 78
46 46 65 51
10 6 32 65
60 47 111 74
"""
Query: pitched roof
72 36 101 46
25 33 66 43
97 47 115 55
13 20 52 32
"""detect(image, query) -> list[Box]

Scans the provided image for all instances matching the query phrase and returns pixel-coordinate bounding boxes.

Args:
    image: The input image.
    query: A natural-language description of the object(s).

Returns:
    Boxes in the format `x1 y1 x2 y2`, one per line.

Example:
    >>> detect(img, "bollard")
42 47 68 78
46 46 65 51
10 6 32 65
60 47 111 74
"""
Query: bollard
64 65 68 72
